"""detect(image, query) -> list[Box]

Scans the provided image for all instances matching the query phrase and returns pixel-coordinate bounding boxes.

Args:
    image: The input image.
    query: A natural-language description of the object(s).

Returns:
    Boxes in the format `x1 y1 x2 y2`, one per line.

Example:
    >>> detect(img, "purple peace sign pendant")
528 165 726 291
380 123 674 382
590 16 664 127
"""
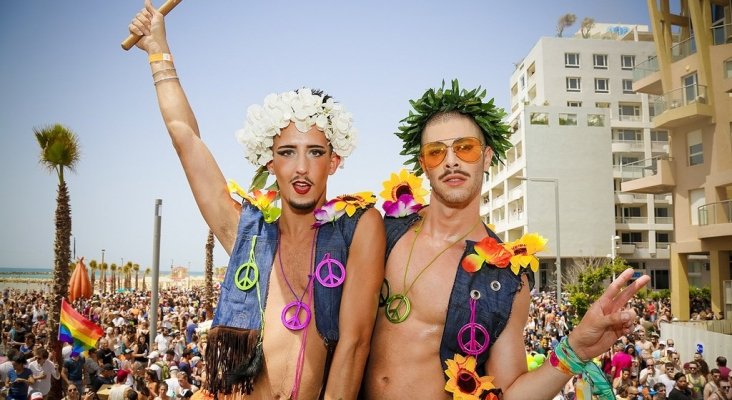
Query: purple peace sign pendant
281 300 312 331
457 295 490 356
315 253 346 288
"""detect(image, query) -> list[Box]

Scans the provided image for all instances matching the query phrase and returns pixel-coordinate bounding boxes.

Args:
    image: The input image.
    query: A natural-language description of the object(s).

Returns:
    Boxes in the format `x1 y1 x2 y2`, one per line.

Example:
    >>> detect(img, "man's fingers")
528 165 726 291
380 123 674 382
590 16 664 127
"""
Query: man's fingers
129 23 144 37
612 275 650 311
145 0 155 14
599 268 634 303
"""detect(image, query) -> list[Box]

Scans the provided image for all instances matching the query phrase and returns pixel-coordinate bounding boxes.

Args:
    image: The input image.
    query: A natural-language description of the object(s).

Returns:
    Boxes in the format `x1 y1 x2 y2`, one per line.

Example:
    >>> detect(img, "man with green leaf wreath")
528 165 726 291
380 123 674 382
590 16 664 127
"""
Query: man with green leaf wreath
363 80 650 399
126 2 384 399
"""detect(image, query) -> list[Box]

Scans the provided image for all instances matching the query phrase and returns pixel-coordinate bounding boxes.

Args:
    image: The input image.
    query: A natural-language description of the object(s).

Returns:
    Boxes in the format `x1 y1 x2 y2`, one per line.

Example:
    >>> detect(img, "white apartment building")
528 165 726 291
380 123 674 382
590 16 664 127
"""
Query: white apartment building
483 24 674 290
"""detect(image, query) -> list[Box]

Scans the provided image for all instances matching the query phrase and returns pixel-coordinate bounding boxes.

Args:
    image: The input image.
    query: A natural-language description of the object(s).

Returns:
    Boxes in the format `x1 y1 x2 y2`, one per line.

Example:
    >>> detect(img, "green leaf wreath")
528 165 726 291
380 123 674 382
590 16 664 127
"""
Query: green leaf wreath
396 79 512 176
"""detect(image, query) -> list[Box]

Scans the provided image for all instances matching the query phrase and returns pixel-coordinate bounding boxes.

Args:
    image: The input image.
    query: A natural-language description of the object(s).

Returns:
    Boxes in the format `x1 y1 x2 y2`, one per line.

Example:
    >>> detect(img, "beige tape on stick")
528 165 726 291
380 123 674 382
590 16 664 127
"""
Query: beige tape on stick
121 0 183 50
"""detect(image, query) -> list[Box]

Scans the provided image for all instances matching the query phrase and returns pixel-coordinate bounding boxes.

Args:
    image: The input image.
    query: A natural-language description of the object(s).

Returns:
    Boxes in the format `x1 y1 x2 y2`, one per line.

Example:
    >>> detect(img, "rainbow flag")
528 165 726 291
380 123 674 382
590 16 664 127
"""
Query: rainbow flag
58 298 103 356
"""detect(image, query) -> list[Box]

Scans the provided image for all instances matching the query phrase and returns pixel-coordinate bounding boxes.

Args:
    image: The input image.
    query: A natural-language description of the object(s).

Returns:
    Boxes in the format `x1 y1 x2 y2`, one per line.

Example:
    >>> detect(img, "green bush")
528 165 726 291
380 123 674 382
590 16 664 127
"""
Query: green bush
566 257 629 324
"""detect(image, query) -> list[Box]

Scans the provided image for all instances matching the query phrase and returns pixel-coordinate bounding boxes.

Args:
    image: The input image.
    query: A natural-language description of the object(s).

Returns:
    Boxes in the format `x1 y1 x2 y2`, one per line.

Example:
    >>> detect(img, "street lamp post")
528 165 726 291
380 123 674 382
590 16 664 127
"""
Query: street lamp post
519 177 561 303
71 233 76 260
101 249 105 291
610 235 620 280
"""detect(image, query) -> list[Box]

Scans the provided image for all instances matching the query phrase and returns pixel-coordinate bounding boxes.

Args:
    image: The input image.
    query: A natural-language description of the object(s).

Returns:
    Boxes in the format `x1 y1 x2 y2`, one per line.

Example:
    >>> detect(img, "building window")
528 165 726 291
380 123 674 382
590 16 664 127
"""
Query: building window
622 79 634 94
594 78 609 93
587 114 605 127
558 113 577 126
687 130 703 166
689 188 705 225
565 53 580 68
530 112 549 125
621 232 642 243
618 104 640 121
621 55 635 70
615 129 641 141
519 75 525 90
655 207 670 217
651 130 668 142
595 102 610 108
725 59 732 78
593 54 608 69
651 270 669 290
683 72 699 103
567 101 582 107
566 77 581 92
656 232 670 242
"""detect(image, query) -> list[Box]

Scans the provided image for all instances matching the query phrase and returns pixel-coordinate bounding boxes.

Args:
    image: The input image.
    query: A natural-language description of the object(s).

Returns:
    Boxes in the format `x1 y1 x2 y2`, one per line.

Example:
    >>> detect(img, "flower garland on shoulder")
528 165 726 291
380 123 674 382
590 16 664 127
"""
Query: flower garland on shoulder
228 179 281 223
380 169 429 217
235 88 358 190
461 232 547 275
312 192 376 228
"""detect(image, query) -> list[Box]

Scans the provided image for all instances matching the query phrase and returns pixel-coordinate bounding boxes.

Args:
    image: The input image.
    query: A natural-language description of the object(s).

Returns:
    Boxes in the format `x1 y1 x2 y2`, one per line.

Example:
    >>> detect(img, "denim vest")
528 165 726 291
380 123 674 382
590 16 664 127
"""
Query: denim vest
214 201 366 340
384 212 532 377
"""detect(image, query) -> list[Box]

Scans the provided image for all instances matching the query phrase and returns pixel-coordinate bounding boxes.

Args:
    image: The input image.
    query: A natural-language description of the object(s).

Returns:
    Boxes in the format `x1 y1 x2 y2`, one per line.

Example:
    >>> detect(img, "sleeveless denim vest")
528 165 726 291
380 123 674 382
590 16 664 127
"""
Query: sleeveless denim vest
384 212 533 378
208 201 365 395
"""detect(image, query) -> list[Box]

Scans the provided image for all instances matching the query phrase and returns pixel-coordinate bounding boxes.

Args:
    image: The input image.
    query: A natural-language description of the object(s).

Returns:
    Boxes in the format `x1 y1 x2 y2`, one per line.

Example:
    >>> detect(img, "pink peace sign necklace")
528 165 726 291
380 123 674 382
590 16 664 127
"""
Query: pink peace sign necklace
457 291 490 356
277 228 318 331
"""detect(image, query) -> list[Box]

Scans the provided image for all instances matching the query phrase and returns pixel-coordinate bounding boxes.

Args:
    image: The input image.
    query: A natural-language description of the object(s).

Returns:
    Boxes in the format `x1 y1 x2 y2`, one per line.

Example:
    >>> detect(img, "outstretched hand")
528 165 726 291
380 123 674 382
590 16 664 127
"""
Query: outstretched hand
128 0 168 54
567 268 650 361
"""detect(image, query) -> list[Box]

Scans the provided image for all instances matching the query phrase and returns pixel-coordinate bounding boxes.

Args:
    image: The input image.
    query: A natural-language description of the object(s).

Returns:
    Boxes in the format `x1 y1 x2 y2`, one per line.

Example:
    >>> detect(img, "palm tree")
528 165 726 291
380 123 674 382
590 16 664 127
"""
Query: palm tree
34 123 80 400
88 259 97 292
143 267 151 292
124 262 133 289
133 263 140 291
204 229 215 317
110 263 117 293
580 17 595 38
100 262 108 293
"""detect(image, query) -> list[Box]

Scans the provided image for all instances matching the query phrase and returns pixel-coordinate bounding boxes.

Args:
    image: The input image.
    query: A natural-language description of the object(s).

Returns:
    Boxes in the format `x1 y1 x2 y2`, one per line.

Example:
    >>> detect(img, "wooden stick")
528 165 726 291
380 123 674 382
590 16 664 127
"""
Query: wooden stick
121 0 183 51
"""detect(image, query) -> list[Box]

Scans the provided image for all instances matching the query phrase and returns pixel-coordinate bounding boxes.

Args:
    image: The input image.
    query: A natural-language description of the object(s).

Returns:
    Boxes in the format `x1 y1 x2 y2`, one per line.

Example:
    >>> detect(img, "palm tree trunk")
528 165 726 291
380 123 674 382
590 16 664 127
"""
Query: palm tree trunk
47 181 72 400
205 229 214 317
90 268 96 292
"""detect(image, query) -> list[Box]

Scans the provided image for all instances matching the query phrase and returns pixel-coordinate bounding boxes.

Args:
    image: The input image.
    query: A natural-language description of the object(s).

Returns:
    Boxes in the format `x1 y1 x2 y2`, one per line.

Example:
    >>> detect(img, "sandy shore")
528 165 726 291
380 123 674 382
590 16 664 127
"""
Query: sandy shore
0 275 214 292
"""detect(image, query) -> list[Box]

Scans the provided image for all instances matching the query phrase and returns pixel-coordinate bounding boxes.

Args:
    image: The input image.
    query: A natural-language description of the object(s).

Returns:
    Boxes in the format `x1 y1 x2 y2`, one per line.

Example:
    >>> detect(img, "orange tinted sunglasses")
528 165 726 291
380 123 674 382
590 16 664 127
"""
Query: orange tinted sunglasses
420 137 484 169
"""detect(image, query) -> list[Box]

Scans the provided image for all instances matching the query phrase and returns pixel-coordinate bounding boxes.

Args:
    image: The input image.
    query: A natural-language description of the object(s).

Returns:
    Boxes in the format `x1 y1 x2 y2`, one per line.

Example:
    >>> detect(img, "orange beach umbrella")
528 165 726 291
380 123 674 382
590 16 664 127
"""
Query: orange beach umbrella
68 257 92 302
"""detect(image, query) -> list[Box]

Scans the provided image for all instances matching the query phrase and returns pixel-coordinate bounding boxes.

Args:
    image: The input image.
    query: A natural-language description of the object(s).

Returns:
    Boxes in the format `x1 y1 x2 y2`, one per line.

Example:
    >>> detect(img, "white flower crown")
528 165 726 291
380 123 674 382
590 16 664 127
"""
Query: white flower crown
235 88 358 167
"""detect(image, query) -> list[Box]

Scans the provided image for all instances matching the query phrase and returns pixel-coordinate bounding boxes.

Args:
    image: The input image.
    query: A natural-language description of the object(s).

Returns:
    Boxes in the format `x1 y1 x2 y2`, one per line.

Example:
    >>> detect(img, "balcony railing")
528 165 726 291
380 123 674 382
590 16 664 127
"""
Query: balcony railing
620 155 671 181
655 217 673 224
711 23 732 46
633 56 659 81
671 36 697 62
652 85 708 116
657 243 671 249
616 216 649 224
617 114 642 122
698 199 732 226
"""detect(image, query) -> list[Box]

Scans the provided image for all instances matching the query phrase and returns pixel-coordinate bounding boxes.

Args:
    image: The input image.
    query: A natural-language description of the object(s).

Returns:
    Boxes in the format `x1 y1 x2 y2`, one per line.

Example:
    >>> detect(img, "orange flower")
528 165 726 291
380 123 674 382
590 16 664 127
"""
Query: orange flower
461 236 512 272
503 233 547 275
444 354 496 400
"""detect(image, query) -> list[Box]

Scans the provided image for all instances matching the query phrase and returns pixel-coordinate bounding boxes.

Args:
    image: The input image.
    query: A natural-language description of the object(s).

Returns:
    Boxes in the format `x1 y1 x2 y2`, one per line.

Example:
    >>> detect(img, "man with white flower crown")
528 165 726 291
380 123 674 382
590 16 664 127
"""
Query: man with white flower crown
126 2 385 399
363 80 650 400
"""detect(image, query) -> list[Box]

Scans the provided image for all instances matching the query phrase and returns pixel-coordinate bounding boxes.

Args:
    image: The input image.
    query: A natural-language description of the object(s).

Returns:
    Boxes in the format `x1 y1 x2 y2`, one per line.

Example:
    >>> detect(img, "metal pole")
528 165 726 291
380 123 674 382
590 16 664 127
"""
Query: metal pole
101 249 105 292
553 179 561 304
150 199 162 345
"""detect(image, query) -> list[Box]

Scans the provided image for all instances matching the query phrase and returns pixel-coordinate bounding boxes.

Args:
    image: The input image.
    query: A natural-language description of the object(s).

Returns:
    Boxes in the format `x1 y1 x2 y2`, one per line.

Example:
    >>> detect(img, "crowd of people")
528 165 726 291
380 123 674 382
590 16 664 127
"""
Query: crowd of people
0 285 727 399
0 287 209 400
525 290 730 399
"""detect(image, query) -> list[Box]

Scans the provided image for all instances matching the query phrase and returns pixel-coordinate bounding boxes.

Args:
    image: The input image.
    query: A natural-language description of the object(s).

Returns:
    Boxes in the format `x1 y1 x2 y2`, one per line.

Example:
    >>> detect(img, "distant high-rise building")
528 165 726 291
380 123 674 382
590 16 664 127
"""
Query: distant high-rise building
484 24 674 291
622 0 732 319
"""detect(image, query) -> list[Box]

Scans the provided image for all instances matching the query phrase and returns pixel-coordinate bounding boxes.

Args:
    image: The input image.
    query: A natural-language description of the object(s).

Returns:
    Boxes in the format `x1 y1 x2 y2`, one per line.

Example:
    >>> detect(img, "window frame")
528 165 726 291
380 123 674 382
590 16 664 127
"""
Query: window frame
622 79 634 94
594 78 610 93
566 77 581 92
593 53 608 69
565 52 580 68
621 55 635 70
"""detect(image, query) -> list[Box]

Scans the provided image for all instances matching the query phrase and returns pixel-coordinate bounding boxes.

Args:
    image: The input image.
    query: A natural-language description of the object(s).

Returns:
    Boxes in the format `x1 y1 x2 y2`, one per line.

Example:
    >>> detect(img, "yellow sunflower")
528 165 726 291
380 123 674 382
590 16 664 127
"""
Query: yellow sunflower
504 233 548 275
380 169 429 204
444 354 496 400
331 192 376 217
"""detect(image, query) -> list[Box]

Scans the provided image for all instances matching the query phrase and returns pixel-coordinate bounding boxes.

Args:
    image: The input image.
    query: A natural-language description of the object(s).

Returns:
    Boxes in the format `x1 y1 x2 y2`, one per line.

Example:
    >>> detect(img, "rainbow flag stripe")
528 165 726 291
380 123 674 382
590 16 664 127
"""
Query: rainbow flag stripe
58 298 103 356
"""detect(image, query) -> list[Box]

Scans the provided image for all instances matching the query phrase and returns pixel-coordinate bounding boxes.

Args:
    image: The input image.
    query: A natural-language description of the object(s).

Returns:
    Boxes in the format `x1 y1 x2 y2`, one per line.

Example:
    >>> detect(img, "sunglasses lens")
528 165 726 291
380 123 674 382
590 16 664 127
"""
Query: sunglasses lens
453 137 483 163
420 143 448 168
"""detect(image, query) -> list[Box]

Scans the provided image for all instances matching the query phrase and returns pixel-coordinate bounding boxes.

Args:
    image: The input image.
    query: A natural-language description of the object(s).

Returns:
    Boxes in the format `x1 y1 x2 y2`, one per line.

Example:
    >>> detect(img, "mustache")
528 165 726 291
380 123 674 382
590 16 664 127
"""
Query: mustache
290 176 314 185
438 169 470 180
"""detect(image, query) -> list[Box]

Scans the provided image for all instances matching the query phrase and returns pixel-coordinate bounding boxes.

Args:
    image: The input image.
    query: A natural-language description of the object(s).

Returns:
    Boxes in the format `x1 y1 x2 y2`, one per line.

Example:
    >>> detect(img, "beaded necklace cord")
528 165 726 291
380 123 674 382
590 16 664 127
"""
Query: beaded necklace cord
384 216 480 323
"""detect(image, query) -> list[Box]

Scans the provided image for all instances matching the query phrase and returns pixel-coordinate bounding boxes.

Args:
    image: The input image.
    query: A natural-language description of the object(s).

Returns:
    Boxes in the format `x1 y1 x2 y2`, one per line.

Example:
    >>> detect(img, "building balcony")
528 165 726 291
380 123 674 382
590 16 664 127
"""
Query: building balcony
618 243 636 254
480 203 490 217
651 141 669 153
508 186 523 202
651 85 714 129
654 193 672 203
656 244 670 258
620 156 675 194
711 23 732 46
612 140 645 153
616 216 650 228
653 216 674 229
698 200 732 239
493 194 505 208
615 192 635 203
633 56 662 95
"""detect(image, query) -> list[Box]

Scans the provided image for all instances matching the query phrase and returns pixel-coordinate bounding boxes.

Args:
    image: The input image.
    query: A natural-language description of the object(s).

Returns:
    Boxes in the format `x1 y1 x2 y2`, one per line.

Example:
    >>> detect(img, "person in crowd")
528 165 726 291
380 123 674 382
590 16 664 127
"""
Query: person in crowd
687 361 707 399
62 352 86 390
6 355 34 400
28 347 59 397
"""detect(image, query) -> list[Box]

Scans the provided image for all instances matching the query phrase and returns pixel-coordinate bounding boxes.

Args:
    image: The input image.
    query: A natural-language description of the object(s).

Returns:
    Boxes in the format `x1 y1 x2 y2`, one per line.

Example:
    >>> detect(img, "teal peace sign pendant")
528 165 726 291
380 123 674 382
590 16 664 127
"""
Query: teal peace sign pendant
234 260 259 291
385 293 411 323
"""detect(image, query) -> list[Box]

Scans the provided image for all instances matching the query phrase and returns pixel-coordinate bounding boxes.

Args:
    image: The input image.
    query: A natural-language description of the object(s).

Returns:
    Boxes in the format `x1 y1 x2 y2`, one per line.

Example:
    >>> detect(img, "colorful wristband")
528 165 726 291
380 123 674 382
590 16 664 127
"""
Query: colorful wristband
148 53 174 63
554 337 614 400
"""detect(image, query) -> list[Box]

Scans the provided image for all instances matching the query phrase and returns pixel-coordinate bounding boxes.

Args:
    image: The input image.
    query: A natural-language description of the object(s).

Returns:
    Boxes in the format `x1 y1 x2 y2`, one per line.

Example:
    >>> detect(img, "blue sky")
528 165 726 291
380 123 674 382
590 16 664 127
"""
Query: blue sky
0 1 650 271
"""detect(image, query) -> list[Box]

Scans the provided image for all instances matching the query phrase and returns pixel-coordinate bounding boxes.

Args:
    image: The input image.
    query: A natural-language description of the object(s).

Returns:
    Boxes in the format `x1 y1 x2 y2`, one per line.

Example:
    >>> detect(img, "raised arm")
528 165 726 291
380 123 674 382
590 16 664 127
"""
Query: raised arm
487 268 649 400
324 208 385 400
128 0 239 253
